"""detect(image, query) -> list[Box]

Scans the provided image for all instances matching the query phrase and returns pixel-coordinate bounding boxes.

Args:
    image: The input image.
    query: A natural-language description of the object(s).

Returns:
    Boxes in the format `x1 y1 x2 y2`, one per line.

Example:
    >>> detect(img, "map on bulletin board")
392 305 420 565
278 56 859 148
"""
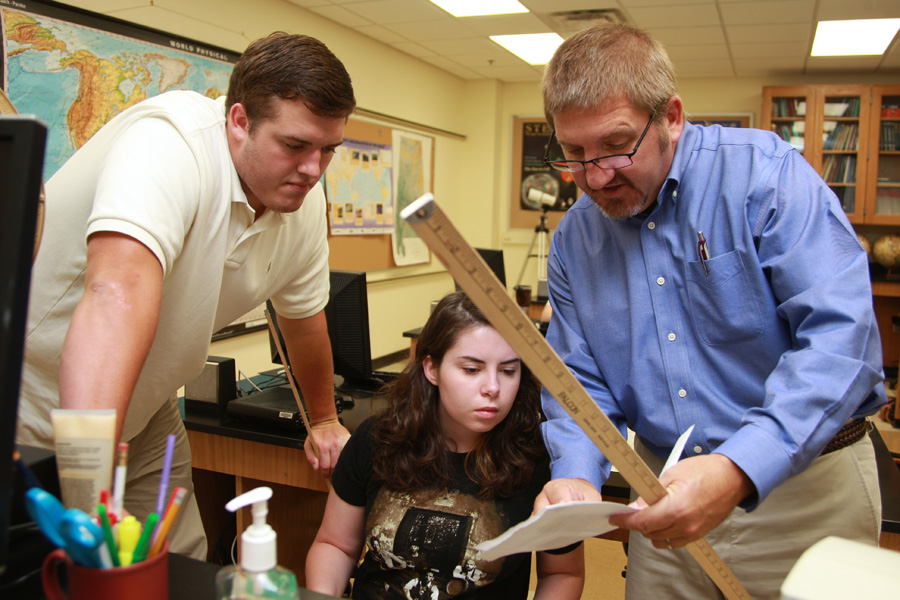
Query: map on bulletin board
325 138 394 235
1 0 238 180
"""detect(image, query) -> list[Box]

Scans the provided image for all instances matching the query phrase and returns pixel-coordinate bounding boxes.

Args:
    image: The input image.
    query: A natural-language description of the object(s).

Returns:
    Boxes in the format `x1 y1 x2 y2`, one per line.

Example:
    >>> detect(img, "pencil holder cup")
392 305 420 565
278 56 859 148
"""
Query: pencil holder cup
41 540 169 600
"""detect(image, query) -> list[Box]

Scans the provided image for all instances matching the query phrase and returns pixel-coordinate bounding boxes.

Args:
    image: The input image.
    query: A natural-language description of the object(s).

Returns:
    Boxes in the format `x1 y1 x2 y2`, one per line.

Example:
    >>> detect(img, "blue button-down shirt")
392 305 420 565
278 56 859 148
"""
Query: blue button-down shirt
541 121 886 508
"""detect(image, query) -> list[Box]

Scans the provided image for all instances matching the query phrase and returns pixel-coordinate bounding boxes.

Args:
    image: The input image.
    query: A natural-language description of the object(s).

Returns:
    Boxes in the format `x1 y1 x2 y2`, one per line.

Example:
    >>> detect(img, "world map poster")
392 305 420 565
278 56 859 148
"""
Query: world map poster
1 0 237 179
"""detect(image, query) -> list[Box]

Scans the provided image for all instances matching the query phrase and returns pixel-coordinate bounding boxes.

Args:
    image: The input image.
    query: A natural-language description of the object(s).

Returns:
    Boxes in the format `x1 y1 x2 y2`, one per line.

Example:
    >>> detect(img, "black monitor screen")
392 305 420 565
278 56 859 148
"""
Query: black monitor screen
325 270 380 393
0 116 46 576
268 270 384 394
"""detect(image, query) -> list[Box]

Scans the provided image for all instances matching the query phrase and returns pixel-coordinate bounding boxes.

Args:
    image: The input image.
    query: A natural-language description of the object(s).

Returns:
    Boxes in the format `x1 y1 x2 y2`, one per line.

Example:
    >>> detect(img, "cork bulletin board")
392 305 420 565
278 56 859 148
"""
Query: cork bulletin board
327 118 435 271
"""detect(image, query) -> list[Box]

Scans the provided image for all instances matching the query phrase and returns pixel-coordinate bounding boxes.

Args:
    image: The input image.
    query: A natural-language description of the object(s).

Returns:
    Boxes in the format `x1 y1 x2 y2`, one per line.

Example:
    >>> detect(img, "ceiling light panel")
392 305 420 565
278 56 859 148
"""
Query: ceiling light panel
428 0 528 17
490 32 564 64
811 19 900 56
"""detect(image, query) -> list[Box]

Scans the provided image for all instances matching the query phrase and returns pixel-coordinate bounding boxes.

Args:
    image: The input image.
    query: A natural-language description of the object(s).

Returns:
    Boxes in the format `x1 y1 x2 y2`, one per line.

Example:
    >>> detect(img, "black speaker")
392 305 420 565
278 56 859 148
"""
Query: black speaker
184 356 236 416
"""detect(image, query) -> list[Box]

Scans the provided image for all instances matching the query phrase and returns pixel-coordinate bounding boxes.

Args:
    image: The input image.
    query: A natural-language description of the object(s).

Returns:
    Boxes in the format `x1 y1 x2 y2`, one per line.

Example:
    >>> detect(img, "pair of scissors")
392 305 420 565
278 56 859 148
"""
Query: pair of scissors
25 488 104 568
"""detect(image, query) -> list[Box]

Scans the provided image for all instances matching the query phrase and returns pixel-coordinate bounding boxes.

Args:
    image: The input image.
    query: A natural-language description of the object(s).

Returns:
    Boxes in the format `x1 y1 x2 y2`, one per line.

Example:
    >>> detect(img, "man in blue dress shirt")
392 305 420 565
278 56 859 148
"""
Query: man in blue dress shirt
534 23 886 599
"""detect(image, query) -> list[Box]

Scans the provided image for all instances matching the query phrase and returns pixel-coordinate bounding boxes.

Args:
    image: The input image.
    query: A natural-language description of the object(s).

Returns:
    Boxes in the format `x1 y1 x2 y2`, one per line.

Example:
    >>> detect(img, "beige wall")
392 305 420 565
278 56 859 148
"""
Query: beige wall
61 0 900 371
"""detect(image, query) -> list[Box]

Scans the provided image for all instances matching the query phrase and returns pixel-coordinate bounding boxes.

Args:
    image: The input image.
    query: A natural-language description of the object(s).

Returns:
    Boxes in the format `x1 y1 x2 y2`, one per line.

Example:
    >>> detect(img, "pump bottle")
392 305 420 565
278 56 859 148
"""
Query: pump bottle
215 486 299 599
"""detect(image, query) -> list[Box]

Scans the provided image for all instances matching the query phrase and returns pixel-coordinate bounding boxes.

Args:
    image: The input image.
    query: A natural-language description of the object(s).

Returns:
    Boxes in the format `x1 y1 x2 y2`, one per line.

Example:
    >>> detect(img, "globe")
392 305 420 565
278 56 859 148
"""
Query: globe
858 234 871 258
872 233 900 270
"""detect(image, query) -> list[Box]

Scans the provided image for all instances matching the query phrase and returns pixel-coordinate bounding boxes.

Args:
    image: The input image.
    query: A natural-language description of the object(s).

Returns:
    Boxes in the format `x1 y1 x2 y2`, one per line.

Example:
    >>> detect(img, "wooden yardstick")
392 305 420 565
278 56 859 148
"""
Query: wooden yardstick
401 193 751 600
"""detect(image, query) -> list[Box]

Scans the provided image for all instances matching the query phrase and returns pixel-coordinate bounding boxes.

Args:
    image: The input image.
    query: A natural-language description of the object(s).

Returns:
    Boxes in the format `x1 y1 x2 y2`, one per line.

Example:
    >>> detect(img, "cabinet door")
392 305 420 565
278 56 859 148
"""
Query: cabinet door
867 85 900 225
816 86 869 223
762 86 814 162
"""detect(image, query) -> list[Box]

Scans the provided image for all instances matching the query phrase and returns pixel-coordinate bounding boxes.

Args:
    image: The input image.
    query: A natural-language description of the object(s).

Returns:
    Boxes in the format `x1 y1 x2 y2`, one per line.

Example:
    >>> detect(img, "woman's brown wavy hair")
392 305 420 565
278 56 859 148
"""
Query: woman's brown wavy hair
371 292 545 499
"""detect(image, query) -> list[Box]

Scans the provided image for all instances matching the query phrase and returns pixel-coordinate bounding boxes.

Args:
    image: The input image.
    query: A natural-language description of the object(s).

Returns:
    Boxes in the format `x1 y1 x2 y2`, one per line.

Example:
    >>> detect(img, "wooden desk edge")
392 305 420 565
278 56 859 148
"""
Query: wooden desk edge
187 428 328 493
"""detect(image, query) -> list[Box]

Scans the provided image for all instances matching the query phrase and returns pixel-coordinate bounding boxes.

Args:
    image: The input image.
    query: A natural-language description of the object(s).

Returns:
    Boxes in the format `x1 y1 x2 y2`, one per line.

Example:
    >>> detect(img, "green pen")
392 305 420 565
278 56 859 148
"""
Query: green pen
131 512 159 564
97 504 120 567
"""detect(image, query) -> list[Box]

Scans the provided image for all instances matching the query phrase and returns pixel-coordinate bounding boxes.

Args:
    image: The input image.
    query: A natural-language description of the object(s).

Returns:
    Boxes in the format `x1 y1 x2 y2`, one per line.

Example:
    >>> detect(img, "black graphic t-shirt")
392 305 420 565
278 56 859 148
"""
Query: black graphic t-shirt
331 417 574 599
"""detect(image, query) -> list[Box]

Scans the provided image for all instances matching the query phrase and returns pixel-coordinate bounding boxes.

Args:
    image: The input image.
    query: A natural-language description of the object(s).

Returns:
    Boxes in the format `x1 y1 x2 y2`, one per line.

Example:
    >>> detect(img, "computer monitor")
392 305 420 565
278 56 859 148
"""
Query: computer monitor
325 270 388 393
267 270 386 394
0 116 47 575
455 247 506 289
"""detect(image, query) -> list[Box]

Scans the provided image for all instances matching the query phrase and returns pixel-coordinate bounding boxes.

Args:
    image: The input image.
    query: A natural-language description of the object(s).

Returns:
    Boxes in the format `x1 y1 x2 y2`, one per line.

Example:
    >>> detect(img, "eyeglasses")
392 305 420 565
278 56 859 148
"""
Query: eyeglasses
543 112 656 173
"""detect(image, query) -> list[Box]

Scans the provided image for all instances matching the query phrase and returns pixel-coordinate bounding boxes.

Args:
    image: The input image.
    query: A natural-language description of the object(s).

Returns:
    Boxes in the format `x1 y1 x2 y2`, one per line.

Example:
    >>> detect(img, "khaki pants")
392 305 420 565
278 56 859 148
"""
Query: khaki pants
624 430 881 600
123 395 207 560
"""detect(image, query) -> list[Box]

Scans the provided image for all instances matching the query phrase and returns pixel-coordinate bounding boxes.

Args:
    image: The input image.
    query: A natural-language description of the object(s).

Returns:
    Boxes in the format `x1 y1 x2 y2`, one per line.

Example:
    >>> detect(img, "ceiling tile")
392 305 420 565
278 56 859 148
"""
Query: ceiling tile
726 23 811 44
626 4 720 28
619 0 716 8
390 41 437 57
666 44 729 60
520 1 620 12
343 0 447 24
283 0 333 7
720 0 814 25
470 64 544 81
729 41 808 59
428 37 504 56
648 26 726 46
352 24 408 44
383 18 478 41
816 0 900 22
307 5 373 26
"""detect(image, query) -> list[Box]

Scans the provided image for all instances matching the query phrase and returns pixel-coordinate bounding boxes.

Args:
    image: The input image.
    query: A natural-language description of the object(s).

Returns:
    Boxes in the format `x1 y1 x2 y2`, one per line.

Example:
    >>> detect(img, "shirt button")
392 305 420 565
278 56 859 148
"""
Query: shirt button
647 222 656 230
673 190 678 198
656 276 665 286
693 445 703 454
678 389 687 398
667 332 676 341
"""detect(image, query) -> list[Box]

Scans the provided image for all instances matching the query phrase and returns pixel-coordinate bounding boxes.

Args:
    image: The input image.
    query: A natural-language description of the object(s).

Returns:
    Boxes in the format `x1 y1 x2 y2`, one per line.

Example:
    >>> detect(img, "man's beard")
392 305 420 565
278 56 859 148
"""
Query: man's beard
586 175 649 220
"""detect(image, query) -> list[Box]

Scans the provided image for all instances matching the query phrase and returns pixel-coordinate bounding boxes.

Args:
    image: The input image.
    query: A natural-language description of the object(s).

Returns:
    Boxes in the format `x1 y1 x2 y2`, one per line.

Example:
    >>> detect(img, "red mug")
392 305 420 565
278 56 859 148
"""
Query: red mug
42 541 169 600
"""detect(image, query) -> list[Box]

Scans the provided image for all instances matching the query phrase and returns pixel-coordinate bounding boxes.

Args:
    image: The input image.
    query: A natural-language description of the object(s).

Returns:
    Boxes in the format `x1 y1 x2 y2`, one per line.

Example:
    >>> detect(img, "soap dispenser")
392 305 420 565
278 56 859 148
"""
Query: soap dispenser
215 486 299 599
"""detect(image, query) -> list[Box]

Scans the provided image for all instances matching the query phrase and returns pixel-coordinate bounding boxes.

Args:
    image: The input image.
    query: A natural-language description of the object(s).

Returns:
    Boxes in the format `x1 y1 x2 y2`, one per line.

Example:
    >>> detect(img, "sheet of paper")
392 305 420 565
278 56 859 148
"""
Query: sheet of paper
476 425 696 561
474 500 636 561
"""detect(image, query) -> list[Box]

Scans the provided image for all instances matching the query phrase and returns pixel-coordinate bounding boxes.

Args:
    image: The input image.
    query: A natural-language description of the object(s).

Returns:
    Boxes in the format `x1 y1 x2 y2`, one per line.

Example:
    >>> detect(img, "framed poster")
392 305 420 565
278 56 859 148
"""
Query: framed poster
510 117 577 230
2 0 239 180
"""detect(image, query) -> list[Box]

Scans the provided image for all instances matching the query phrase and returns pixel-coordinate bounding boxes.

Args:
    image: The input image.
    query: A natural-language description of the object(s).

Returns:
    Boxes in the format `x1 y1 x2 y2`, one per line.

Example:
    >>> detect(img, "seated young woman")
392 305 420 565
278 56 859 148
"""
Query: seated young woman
305 291 584 599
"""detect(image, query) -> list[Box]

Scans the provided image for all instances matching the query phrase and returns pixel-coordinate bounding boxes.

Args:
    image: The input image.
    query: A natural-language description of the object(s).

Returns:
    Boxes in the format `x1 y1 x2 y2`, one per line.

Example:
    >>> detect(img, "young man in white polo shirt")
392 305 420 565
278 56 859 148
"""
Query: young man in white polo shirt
18 32 356 558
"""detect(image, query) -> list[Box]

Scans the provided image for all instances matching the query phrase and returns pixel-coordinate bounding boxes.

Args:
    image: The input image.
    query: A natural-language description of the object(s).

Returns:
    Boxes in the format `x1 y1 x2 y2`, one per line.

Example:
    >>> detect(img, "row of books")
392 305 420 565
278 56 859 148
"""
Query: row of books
822 154 856 184
823 123 858 151
881 122 899 151
771 98 806 118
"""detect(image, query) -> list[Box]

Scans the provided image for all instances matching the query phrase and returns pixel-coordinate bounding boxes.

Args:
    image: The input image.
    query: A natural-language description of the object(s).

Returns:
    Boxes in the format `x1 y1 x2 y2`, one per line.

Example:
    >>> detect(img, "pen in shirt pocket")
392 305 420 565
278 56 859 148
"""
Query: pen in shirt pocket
697 231 711 275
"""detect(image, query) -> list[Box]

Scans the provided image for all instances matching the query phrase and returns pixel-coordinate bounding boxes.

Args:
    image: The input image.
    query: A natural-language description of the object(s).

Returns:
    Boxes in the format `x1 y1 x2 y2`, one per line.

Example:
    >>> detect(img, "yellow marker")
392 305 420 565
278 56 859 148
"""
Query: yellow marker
117 515 141 566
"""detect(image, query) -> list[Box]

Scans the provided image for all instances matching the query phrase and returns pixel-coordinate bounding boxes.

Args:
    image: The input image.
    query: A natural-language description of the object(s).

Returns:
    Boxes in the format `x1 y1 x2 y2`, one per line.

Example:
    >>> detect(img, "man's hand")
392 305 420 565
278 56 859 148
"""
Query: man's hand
533 478 603 515
305 419 351 478
608 453 753 549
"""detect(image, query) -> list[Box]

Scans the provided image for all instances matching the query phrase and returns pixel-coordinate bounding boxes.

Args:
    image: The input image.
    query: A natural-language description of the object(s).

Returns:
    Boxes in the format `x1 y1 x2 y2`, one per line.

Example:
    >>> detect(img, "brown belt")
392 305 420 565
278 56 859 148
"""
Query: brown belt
820 418 869 455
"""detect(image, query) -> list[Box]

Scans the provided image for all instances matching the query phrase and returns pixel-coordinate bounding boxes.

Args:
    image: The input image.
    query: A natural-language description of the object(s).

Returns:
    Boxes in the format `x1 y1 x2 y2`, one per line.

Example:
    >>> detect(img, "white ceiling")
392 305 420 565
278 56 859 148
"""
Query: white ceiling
285 0 900 82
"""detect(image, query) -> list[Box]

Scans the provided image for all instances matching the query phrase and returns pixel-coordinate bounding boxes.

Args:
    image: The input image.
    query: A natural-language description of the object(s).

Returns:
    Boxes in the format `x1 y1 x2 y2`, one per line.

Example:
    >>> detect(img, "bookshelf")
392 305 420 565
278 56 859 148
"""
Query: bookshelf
762 85 900 226
868 86 900 225
764 86 900 366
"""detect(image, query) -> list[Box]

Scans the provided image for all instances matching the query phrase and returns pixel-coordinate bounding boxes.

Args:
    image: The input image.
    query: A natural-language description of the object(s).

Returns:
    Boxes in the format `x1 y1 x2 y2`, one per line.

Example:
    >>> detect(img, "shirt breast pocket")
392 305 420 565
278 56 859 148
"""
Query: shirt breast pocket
685 250 764 346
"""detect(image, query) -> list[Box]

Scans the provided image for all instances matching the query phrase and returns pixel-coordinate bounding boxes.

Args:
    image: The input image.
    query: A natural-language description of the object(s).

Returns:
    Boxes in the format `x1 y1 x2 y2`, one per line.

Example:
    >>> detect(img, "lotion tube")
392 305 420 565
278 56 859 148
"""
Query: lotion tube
50 409 116 514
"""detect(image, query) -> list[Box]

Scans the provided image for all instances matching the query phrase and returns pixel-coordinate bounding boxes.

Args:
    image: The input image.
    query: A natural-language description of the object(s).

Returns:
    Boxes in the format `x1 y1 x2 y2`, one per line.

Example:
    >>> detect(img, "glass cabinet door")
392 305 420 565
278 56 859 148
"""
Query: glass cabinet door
815 87 869 222
763 86 813 160
868 86 900 224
